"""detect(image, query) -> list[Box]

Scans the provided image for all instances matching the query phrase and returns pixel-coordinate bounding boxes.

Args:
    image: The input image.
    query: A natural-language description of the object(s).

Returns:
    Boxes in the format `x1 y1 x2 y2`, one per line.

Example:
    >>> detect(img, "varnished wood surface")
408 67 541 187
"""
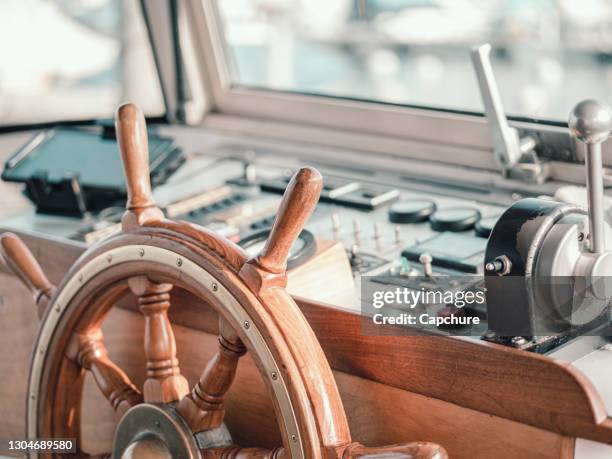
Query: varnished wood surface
115 267 612 444
73 307 576 458
115 102 164 229
1 229 611 447
4 108 355 455
298 298 611 443
65 328 142 418
0 272 39 439
178 317 247 432
344 441 447 458
115 103 155 212
146 221 248 272
0 105 605 456
128 276 189 403
0 232 55 315
0 230 83 283
202 446 286 458
0 109 597 457
100 127 372 455
0 281 578 458
42 226 355 457
254 167 323 275
237 167 324 294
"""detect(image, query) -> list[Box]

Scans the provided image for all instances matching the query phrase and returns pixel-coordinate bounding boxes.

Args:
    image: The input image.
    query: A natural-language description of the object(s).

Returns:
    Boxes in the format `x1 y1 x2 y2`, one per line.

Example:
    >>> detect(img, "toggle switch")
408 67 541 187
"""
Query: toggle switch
419 253 434 279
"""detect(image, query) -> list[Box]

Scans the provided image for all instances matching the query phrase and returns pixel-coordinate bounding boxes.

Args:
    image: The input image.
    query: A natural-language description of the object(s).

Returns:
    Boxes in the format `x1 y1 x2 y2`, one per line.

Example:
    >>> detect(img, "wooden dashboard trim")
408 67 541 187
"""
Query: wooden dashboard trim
2 229 611 444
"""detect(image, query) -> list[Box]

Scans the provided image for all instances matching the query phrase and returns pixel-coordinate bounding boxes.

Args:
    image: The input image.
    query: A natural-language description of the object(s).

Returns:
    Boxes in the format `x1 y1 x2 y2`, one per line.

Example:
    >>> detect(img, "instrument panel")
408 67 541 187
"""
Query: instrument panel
69 148 511 341
78 152 504 277
1 123 608 355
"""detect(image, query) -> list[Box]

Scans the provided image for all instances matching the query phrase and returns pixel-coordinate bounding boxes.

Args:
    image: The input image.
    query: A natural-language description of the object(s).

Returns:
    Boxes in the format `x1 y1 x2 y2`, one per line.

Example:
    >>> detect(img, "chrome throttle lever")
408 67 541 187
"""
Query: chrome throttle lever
569 99 612 254
568 99 612 300
482 99 612 337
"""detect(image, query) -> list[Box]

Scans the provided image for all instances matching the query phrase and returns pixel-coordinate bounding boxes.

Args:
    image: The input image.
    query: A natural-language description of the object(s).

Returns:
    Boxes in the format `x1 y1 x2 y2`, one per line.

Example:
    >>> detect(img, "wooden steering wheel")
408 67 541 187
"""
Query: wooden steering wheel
0 103 448 459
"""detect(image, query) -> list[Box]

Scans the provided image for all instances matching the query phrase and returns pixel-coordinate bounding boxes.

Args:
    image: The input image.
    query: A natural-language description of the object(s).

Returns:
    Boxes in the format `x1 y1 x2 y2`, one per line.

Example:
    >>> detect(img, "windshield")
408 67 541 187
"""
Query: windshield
0 0 164 126
216 0 612 122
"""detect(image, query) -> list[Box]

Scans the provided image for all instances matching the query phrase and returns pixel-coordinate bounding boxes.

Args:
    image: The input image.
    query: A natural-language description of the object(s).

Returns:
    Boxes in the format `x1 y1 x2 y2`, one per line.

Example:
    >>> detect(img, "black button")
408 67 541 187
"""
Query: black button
388 199 437 224
430 207 481 232
475 216 499 238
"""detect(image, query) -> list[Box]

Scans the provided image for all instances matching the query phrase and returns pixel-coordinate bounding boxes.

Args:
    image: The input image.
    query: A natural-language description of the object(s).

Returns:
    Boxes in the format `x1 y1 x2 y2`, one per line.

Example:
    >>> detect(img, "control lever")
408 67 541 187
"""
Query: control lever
568 100 612 301
470 44 546 183
419 253 434 279
483 99 612 338
569 100 612 254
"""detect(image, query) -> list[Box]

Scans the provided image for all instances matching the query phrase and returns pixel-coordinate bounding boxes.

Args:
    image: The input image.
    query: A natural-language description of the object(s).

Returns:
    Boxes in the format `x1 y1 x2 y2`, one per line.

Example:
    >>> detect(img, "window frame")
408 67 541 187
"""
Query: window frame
169 0 612 179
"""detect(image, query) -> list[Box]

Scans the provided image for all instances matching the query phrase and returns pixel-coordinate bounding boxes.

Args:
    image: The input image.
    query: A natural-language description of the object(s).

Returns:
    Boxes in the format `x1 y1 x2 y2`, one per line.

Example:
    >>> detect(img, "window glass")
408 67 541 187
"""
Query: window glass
0 0 164 125
216 0 612 121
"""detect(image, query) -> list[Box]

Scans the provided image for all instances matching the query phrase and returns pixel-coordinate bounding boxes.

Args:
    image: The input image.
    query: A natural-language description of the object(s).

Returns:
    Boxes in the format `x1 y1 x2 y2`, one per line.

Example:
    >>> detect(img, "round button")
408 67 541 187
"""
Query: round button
429 207 481 232
475 216 499 238
388 200 437 224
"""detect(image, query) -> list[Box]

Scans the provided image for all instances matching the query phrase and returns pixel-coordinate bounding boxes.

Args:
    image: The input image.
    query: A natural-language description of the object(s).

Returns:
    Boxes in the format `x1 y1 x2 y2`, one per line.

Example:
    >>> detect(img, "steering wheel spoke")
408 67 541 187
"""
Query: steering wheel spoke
178 317 246 432
0 232 55 317
128 275 189 403
66 328 141 417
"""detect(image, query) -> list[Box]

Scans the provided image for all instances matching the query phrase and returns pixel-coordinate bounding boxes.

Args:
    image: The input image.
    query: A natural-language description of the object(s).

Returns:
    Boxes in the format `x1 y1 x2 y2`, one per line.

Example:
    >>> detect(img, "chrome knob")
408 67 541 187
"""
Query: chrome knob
569 99 612 144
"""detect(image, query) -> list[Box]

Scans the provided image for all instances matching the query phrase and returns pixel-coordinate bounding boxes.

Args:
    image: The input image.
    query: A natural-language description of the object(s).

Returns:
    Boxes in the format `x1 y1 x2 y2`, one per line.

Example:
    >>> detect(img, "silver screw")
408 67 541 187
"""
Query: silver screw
139 248 145 257
106 254 112 263
291 435 298 443
244 321 250 329
482 330 497 341
511 336 527 347
212 283 218 292
271 371 278 381
485 255 512 276
176 258 183 267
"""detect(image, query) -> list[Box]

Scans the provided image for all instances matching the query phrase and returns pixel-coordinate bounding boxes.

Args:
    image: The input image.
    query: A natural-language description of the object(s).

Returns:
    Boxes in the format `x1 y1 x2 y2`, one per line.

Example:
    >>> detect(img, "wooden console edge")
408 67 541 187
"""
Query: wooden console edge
1 228 610 444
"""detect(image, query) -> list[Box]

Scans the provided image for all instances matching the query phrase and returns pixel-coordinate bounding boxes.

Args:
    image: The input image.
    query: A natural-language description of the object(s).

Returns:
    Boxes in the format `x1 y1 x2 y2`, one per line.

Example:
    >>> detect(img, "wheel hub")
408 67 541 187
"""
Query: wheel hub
113 404 200 459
